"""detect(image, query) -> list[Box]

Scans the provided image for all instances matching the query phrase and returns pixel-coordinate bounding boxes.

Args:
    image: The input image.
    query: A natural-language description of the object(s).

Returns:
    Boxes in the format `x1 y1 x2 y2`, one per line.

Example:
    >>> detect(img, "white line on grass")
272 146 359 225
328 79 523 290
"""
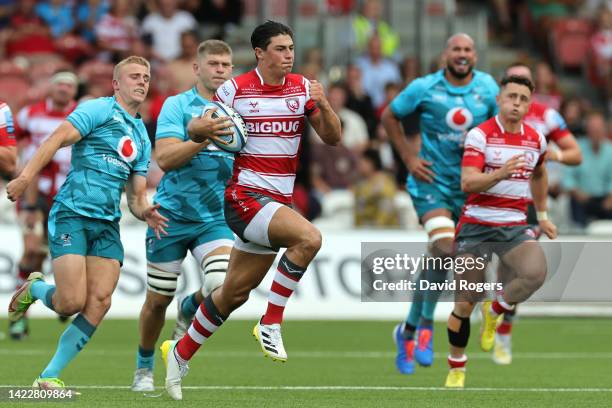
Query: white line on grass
0 349 611 359
0 385 611 392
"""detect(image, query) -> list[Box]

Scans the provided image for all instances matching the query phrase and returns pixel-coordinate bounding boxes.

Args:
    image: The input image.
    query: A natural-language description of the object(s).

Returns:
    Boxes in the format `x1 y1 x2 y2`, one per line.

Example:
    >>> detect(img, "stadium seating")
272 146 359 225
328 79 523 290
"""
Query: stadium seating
549 18 594 72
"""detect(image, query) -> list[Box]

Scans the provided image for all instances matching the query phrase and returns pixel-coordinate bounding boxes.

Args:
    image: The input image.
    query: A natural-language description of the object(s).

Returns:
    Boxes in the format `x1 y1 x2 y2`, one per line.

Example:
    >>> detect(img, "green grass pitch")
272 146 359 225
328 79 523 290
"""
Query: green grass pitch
0 317 610 407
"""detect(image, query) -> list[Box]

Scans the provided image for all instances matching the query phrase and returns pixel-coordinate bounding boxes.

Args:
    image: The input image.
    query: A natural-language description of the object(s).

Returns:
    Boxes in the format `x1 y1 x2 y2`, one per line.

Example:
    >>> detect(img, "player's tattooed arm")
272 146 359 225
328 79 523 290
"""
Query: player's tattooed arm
6 121 81 202
308 80 341 146
530 163 557 239
126 174 169 239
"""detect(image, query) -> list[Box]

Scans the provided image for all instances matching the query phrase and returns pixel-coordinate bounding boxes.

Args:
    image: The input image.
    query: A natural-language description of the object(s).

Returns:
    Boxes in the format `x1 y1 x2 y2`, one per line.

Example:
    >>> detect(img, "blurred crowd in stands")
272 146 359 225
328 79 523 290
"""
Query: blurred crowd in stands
0 0 610 231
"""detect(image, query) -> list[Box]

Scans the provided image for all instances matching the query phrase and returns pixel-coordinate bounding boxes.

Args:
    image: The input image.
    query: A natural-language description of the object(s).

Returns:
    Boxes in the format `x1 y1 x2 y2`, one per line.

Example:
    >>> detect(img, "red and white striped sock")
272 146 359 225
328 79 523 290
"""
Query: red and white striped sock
261 254 306 325
448 354 468 370
490 296 515 318
175 295 226 361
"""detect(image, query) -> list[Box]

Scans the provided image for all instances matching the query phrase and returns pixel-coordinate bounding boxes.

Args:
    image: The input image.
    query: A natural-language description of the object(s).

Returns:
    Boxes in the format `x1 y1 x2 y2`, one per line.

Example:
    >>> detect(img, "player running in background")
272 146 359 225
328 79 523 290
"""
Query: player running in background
382 33 499 375
490 62 582 365
445 75 557 388
0 100 16 175
131 40 236 392
10 71 78 340
160 20 341 400
7 56 168 389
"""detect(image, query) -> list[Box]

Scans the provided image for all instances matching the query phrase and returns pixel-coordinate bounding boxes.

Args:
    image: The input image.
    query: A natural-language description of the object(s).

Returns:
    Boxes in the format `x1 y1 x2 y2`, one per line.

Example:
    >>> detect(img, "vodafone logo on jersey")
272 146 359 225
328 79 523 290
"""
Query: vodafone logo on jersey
117 136 138 163
445 107 473 131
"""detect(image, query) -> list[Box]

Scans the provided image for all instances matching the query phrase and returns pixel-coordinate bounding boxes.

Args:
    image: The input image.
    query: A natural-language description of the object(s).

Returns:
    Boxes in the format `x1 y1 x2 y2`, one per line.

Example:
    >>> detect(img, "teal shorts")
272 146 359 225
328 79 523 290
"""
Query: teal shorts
407 176 465 222
48 202 124 264
146 207 234 263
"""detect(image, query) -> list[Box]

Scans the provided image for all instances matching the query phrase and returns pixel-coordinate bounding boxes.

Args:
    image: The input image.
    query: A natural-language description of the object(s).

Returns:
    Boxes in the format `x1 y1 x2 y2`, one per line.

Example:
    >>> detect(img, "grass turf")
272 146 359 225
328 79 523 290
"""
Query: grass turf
0 317 610 407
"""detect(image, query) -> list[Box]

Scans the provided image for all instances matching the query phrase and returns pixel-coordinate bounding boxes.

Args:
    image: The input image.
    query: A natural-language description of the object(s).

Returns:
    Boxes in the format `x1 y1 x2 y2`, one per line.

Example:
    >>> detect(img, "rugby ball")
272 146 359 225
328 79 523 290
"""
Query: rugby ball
201 101 247 153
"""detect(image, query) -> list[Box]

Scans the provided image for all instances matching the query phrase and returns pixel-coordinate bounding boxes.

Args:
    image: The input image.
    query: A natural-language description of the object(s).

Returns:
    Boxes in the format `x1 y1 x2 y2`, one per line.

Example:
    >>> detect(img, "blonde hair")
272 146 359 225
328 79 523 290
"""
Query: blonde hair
113 56 151 80
197 40 232 60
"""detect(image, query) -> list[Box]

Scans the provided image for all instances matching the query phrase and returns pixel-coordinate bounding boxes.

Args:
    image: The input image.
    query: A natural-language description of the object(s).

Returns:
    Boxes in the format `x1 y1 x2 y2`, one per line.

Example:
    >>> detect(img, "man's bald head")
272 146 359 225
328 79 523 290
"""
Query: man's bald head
446 33 474 50
444 33 477 80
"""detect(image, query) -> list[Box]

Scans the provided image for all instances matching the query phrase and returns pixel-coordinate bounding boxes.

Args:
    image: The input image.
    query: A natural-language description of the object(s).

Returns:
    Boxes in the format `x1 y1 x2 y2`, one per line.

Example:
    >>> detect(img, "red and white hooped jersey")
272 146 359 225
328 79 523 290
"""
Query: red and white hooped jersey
15 99 76 197
215 68 319 204
0 101 16 147
460 115 547 226
523 100 570 143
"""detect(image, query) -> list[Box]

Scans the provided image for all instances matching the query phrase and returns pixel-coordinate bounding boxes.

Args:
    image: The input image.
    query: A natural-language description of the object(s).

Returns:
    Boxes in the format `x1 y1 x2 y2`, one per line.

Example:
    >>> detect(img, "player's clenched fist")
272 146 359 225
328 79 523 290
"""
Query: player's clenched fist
6 175 30 202
499 154 527 179
309 80 329 106
538 219 557 240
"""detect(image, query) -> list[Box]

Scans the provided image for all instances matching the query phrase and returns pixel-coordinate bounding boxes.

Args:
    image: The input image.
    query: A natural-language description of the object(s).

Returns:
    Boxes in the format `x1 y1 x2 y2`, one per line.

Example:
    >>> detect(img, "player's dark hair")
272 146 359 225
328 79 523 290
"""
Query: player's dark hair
500 75 534 93
251 20 294 51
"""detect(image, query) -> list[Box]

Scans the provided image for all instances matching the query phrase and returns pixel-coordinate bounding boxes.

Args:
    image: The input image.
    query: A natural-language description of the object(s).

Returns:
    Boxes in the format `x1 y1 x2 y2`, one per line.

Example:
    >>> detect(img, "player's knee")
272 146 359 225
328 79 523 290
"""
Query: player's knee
201 254 230 298
89 293 112 314
300 228 322 257
146 261 181 297
55 298 85 316
453 302 475 317
430 238 454 258
144 290 173 311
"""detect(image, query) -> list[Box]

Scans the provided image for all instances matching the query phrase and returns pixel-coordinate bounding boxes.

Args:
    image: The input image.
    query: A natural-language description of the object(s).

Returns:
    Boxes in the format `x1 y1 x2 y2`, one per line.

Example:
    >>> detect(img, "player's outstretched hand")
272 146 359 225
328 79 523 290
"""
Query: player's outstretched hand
499 154 527 179
6 175 29 202
539 219 557 240
188 108 233 143
407 157 434 183
144 203 169 239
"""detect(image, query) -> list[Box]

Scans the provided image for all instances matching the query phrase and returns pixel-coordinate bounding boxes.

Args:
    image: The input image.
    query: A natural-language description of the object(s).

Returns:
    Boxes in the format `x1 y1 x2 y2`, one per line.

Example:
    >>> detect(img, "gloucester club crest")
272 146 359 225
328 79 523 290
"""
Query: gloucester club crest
286 97 300 113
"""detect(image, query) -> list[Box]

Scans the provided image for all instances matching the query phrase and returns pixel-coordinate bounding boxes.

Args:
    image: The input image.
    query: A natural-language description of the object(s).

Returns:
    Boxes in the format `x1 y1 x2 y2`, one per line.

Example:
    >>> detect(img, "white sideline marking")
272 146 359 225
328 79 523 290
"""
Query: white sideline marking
0 349 611 359
0 385 610 392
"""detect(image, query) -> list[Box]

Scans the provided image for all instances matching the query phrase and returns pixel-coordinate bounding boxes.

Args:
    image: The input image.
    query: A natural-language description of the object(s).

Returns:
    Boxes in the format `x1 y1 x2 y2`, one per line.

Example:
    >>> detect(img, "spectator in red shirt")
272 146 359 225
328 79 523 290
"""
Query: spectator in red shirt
5 0 55 57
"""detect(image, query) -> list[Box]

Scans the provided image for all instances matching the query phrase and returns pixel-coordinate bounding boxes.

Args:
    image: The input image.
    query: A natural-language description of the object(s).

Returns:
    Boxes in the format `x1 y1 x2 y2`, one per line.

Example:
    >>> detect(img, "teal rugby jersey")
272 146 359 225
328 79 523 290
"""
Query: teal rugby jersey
390 69 499 194
56 96 151 221
154 87 234 223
